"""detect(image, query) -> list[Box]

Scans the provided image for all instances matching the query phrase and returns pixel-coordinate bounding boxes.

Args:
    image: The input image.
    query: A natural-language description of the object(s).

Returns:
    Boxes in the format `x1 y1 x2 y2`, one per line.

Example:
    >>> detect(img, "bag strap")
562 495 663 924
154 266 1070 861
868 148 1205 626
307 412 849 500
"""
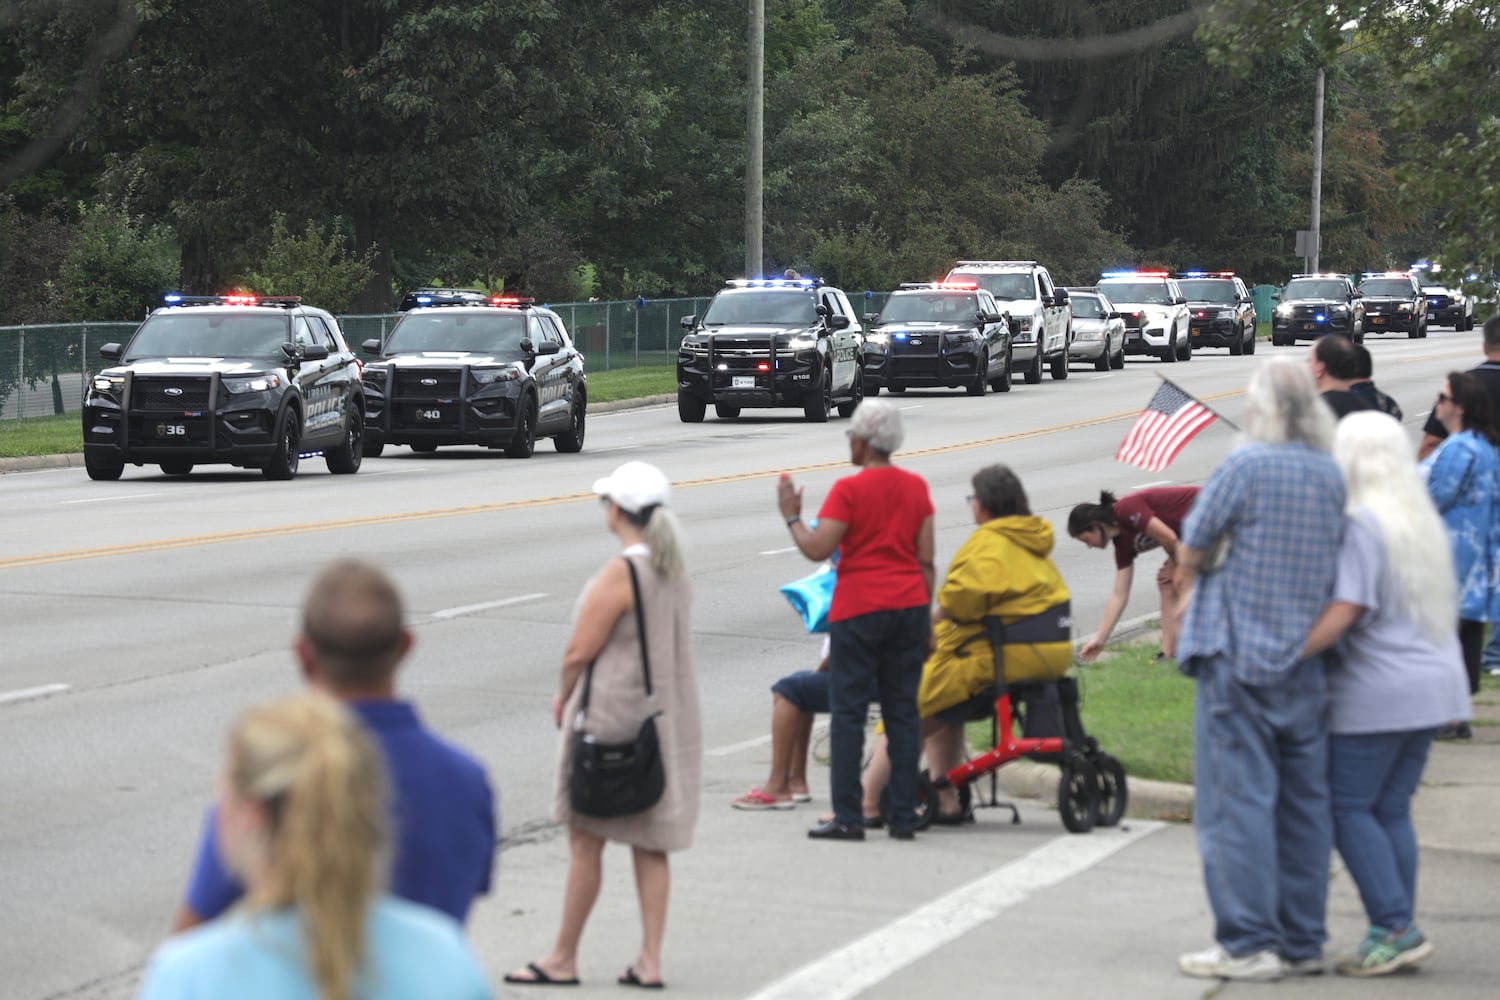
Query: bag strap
576 556 654 725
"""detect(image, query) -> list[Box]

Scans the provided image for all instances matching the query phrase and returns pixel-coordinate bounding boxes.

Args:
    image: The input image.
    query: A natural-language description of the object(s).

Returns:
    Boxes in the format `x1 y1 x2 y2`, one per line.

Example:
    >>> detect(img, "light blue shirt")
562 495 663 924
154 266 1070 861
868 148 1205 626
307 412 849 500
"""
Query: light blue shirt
1326 510 1471 734
136 897 491 1000
1420 429 1500 622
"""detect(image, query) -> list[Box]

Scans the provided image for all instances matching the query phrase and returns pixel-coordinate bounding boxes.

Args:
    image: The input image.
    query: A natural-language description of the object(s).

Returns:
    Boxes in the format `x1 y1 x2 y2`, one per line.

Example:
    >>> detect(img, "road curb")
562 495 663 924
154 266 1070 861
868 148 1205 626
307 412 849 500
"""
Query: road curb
589 393 676 414
996 759 1194 823
0 452 85 473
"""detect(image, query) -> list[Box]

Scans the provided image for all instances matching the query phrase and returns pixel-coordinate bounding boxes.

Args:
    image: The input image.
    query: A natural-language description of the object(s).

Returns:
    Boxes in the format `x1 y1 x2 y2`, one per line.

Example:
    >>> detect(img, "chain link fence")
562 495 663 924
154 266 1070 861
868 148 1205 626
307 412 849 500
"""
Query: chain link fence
1 290 897 421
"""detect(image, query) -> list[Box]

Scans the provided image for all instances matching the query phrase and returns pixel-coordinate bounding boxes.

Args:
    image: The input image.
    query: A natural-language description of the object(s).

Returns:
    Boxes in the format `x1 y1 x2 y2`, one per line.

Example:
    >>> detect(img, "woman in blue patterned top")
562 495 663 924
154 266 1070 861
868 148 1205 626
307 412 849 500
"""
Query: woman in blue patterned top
1420 371 1500 730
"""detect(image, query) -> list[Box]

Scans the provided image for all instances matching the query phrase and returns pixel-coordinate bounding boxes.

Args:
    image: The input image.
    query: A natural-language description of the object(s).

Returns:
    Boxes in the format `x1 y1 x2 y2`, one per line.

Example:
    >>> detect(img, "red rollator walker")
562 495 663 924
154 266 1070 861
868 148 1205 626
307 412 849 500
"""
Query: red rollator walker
879 613 1128 834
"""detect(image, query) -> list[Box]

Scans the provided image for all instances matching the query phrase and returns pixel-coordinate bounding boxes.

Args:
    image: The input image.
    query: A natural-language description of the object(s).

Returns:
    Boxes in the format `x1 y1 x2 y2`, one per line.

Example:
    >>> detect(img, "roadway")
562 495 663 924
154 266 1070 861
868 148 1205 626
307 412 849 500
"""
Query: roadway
0 329 1488 998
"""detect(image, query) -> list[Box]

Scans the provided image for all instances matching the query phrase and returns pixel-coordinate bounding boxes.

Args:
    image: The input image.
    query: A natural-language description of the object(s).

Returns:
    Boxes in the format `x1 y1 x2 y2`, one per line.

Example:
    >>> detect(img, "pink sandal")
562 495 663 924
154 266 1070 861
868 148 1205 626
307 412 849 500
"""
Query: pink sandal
731 787 795 811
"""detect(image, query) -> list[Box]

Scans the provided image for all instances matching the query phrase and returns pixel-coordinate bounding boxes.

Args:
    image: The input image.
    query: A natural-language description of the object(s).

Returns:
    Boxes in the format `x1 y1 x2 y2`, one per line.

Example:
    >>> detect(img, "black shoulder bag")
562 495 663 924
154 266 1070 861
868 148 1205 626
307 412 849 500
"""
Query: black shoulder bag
569 558 667 818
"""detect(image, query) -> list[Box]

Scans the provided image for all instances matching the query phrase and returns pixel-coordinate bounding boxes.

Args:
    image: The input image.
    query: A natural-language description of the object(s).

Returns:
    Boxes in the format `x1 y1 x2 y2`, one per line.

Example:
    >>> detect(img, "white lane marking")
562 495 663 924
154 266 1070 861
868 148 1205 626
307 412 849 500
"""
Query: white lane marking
1130 480 1172 489
897 404 924 410
1091 374 1112 380
0 683 70 706
63 493 159 505
760 546 799 556
744 821 1164 1000
431 593 548 620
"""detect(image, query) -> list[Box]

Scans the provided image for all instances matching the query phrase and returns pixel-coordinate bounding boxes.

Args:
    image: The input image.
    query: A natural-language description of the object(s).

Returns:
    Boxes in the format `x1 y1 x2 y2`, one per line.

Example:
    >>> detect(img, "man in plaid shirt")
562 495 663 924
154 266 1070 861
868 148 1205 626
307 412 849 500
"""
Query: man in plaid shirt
1173 357 1346 982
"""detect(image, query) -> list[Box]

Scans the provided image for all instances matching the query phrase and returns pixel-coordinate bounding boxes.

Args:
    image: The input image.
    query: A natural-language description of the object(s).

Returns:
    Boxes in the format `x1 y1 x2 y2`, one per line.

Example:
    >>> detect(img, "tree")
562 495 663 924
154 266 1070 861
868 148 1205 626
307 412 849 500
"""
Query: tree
242 214 377 314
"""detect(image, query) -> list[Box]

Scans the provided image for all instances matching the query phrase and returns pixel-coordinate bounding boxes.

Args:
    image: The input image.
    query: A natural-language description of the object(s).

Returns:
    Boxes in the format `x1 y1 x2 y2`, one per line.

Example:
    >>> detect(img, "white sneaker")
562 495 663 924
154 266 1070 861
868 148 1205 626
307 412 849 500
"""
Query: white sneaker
1179 944 1285 981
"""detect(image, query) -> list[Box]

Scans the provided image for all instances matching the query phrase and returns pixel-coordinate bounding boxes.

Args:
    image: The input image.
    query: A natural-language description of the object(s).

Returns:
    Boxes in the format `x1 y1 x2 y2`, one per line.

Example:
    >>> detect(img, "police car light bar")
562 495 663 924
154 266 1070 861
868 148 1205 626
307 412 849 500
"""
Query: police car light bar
726 277 823 289
898 282 937 290
490 296 534 307
937 280 979 290
1102 270 1170 278
162 293 301 308
1176 271 1236 278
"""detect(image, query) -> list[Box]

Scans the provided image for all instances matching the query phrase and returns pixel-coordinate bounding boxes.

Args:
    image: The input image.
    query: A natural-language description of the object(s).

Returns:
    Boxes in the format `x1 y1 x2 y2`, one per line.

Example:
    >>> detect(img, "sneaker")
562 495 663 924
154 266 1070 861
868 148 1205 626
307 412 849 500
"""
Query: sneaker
1178 945 1285 981
1337 925 1433 976
1434 722 1473 741
731 788 794 811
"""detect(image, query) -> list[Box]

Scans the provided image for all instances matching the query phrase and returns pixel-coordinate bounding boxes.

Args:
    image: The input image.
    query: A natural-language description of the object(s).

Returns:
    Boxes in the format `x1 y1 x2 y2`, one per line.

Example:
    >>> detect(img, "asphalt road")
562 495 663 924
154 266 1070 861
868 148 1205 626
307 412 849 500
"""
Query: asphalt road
0 329 1486 999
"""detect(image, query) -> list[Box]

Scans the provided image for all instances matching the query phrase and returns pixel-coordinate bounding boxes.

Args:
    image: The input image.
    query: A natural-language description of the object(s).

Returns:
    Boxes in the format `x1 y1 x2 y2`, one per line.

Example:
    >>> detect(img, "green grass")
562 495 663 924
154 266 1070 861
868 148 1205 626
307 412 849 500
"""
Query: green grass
586 364 676 403
0 412 83 458
1255 320 1270 341
965 640 1196 785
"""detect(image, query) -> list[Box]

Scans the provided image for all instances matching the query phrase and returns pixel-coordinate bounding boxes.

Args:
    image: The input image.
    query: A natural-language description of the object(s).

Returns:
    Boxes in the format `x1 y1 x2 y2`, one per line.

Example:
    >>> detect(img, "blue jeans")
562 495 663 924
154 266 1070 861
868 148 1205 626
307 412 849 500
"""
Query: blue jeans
827 605 928 829
1329 729 1435 931
1483 622 1500 672
1191 655 1332 960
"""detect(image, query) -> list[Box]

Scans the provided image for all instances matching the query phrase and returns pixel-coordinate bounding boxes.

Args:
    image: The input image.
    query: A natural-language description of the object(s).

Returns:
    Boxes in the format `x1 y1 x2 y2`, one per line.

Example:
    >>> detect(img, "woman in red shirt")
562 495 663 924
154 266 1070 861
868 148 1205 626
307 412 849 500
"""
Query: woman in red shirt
777 398 935 841
1068 486 1199 661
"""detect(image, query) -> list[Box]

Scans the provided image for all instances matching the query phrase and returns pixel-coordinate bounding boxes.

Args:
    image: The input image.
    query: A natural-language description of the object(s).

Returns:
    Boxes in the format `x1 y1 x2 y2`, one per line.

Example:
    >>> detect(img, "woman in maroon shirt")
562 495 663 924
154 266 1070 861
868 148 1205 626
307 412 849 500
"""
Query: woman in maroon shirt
777 398 935 841
1068 486 1199 661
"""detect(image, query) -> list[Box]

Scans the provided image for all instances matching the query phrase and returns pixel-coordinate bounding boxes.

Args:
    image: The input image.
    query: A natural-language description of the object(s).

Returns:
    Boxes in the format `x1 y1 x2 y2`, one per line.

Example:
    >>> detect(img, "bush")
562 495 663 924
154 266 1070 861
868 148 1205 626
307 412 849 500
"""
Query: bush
241 214 378 313
57 201 180 321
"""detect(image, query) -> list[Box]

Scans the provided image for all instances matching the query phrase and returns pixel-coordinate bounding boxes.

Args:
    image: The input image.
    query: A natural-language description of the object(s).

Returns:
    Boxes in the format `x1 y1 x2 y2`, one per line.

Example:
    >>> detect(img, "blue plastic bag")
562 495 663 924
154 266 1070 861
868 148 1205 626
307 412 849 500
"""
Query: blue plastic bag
780 563 836 633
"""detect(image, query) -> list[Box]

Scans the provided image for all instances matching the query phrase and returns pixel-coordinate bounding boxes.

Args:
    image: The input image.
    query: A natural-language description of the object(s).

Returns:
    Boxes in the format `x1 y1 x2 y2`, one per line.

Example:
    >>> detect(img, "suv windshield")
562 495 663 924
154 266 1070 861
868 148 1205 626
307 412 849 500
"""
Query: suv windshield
702 289 818 326
1070 295 1105 319
954 272 1033 301
385 312 529 355
1098 281 1171 305
125 312 290 361
1359 279 1413 297
1285 279 1349 300
1177 279 1237 304
878 292 978 324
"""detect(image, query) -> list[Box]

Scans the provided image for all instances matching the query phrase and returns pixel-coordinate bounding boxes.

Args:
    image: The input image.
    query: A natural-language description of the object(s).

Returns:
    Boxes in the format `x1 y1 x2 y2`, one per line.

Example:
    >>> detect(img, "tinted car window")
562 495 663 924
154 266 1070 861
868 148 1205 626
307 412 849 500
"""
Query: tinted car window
962 273 1034 301
384 312 529 355
1359 279 1416 296
702 289 819 326
1177 279 1238 303
124 313 289 361
1098 282 1171 304
878 293 978 324
1285 279 1350 299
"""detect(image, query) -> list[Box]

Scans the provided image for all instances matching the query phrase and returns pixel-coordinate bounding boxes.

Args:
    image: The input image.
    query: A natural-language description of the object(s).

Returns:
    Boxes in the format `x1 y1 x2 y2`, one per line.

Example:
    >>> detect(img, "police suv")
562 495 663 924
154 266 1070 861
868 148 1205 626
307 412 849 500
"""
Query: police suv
862 281 1012 395
676 277 864 422
1176 271 1257 355
1357 271 1427 339
1271 274 1365 346
82 294 366 481
1096 271 1192 363
944 260 1071 383
360 290 587 458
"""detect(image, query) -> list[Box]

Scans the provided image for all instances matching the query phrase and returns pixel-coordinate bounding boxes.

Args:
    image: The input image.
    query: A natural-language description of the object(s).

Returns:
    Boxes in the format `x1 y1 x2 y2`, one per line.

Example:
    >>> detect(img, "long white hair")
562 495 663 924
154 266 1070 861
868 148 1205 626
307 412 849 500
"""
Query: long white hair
1243 355 1336 451
1335 412 1457 640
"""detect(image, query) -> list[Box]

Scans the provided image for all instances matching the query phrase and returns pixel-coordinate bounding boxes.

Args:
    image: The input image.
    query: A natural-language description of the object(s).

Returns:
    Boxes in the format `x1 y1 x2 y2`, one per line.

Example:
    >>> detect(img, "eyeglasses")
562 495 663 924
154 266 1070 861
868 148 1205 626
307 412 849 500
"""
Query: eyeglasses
1436 391 1453 404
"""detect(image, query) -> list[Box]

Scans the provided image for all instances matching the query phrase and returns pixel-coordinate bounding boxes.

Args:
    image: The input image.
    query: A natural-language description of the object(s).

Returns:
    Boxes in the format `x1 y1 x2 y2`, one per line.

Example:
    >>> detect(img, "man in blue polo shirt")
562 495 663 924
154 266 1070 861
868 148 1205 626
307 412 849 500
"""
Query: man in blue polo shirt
171 559 496 930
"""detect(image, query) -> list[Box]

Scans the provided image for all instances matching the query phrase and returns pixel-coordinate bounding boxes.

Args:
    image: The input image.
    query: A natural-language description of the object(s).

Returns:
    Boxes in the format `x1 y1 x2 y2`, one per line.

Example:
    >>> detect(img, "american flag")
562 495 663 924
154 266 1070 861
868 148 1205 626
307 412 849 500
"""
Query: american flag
1115 380 1217 472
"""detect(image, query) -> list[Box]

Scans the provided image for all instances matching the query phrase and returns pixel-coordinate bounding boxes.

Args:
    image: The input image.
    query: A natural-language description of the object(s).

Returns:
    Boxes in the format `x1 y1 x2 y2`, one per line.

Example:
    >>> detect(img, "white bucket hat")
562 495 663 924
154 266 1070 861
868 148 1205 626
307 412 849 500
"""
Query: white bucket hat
592 461 671 514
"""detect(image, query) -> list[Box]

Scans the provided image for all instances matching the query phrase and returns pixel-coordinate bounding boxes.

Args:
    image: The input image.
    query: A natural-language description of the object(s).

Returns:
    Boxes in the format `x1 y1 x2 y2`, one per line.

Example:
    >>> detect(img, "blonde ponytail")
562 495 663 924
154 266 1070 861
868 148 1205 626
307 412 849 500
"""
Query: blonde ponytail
641 505 685 578
230 694 386 1000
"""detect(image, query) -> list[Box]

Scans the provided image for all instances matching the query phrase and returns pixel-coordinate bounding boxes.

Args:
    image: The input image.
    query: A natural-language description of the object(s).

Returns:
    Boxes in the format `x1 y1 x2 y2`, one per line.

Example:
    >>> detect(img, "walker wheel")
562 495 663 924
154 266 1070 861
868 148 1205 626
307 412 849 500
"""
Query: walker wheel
1058 755 1099 834
1093 753 1128 827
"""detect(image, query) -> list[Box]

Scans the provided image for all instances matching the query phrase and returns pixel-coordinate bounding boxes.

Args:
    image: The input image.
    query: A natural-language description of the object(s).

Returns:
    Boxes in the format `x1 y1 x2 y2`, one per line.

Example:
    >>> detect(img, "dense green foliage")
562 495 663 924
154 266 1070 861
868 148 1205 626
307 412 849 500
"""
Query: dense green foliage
0 1 1468 323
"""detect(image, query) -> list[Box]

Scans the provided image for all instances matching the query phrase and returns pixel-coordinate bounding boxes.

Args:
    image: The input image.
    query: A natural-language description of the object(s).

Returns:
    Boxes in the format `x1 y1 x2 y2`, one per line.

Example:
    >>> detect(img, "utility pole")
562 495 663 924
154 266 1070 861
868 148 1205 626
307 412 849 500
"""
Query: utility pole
1310 66 1324 273
745 0 764 278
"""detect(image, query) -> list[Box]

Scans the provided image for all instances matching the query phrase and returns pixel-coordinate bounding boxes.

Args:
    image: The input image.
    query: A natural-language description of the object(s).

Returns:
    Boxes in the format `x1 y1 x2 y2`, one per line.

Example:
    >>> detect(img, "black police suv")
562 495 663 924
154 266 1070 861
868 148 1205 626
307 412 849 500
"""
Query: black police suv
1270 274 1365 346
1175 272 1257 355
1358 272 1427 338
1422 283 1475 331
861 282 1011 395
360 290 587 458
82 294 366 481
676 278 864 422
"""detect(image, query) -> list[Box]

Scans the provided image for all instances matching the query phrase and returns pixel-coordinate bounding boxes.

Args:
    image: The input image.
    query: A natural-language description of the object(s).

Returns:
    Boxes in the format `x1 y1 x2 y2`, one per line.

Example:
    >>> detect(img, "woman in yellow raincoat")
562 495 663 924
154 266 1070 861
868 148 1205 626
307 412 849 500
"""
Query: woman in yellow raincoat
860 464 1071 825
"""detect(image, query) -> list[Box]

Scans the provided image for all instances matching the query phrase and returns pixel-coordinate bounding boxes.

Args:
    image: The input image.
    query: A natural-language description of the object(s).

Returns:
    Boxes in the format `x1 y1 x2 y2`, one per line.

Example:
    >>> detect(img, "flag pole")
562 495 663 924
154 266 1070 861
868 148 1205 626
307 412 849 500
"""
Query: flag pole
1155 372 1240 432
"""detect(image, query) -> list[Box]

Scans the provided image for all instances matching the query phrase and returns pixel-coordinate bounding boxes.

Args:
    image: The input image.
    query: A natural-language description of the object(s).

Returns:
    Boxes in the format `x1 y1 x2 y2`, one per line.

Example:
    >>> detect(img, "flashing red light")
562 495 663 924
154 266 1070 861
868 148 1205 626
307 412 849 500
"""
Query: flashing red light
757 362 770 371
1135 271 1170 278
223 293 257 306
1194 310 1207 318
938 280 979 291
491 295 533 306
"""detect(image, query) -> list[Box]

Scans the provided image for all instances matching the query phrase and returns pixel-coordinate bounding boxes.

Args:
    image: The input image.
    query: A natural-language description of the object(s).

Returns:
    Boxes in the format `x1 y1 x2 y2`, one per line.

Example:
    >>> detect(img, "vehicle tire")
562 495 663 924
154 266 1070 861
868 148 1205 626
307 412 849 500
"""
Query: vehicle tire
1465 313 1475 332
966 353 989 396
262 409 301 481
1162 335 1178 363
1024 348 1042 385
1229 326 1244 355
803 372 831 423
677 391 706 423
879 769 938 833
1178 334 1193 362
887 384 906 394
324 405 364 474
1093 753 1129 828
410 442 437 454
555 396 586 452
992 346 1013 392
85 451 124 481
505 397 537 458
1093 348 1110 372
837 369 864 417
1050 350 1069 380
1057 755 1099 834
159 461 193 476
1245 328 1257 354
362 433 385 458
864 379 881 397
714 402 741 420
1110 340 1126 368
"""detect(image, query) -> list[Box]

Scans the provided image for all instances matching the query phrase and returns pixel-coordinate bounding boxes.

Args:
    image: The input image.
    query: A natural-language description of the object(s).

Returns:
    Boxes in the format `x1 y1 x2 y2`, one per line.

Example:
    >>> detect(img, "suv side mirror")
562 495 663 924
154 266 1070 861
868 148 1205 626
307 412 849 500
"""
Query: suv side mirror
536 341 562 356
100 342 122 361
679 315 696 330
1272 291 1281 300
519 337 536 355
300 344 330 361
863 312 879 324
1173 296 1187 306
362 338 382 354
1053 287 1069 302
827 314 851 331
1109 311 1125 320
816 303 830 317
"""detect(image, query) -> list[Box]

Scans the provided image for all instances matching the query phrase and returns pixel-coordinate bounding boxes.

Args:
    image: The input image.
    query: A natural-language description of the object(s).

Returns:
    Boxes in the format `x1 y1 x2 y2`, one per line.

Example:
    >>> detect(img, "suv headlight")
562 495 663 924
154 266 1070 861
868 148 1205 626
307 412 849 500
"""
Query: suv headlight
222 374 281 393
864 331 889 346
1215 309 1236 319
1015 314 1035 332
471 366 523 385
784 334 817 351
91 375 125 393
1274 304 1292 317
1331 304 1349 314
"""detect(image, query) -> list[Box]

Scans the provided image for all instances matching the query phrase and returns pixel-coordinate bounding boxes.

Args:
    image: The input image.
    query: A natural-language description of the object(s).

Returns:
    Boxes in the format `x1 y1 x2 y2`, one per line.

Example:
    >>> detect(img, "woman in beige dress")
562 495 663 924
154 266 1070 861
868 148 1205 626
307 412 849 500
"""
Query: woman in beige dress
506 461 701 990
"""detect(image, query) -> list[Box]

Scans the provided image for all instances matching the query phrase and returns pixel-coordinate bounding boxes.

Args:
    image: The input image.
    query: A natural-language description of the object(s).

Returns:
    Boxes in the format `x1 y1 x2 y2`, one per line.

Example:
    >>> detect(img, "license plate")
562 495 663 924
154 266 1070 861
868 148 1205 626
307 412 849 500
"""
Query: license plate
732 376 755 389
415 408 443 422
1370 317 1385 325
1427 312 1436 319
1127 331 1142 341
1302 322 1317 331
155 422 189 438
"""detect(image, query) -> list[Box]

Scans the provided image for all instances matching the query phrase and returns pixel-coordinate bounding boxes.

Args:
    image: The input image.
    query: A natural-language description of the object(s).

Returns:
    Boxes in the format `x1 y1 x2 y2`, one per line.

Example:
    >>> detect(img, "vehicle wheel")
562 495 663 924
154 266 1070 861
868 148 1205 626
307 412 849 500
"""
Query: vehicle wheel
410 442 437 454
324 406 364 474
864 379 881 397
1050 350 1069 380
362 432 385 458
262 410 301 481
803 372 831 423
1058 755 1099 834
1229 327 1244 355
991 346 1013 392
677 391 706 423
1111 340 1126 368
505 397 537 458
879 769 938 833
887 384 906 394
837 370 864 417
555 397 586 452
1162 335 1178 363
1465 313 1475 332
1245 328 1257 354
1178 334 1193 361
159 461 193 476
85 451 124 481
1024 349 1042 385
1093 753 1128 828
966 354 989 396
1093 348 1110 372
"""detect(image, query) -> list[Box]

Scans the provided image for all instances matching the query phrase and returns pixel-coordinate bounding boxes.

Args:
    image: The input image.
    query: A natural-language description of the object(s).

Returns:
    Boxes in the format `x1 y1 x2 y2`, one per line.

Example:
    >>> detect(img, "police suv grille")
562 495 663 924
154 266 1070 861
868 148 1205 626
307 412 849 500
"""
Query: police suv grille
1428 295 1451 308
394 369 462 397
889 358 941 378
132 377 211 411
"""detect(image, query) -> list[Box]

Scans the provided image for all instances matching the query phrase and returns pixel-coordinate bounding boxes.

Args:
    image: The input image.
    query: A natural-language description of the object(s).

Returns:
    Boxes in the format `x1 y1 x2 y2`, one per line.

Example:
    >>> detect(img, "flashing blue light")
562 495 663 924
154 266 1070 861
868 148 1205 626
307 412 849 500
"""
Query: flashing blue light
1180 271 1207 278
1315 313 1327 322
893 332 909 341
1100 271 1135 278
415 295 433 305
163 293 182 303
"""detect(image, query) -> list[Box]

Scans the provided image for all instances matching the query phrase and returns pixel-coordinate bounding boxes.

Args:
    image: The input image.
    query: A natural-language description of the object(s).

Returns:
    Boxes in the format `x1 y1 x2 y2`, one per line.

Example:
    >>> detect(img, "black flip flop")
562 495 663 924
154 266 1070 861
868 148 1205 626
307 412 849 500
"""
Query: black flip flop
619 966 665 989
504 962 581 986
